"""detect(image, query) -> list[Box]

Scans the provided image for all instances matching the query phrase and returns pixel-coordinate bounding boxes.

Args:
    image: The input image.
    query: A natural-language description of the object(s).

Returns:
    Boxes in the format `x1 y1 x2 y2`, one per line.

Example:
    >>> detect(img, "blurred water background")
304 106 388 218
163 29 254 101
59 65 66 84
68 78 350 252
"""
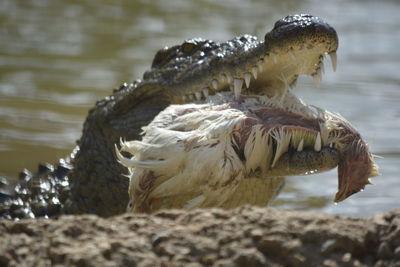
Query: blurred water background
1 0 399 217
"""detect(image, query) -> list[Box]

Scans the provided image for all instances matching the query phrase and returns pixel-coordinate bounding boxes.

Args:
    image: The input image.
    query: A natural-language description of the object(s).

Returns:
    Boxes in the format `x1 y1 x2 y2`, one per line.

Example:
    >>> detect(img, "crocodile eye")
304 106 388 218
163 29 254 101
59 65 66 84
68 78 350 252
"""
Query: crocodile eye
181 42 197 54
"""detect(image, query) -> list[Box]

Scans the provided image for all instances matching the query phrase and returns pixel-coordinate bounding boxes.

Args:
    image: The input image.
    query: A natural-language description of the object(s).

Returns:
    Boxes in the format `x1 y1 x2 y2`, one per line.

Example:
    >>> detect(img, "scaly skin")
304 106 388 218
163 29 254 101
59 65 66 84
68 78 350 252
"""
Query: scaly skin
1 14 364 219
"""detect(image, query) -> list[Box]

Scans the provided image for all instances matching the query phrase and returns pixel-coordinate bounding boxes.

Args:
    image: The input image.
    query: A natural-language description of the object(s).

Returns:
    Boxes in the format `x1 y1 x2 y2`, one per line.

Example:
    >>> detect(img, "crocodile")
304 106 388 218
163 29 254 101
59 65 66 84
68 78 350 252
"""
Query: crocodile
0 14 378 219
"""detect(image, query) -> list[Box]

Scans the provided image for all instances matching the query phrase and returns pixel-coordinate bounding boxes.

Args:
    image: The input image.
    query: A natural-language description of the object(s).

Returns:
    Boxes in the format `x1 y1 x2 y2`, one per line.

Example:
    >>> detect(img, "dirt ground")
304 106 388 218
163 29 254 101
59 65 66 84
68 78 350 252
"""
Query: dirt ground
0 206 399 266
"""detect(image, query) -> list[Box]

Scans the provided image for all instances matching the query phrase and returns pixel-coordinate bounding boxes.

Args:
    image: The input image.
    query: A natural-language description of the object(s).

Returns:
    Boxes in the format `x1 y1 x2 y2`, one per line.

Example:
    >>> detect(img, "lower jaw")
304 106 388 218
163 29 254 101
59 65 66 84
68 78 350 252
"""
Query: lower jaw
266 147 340 177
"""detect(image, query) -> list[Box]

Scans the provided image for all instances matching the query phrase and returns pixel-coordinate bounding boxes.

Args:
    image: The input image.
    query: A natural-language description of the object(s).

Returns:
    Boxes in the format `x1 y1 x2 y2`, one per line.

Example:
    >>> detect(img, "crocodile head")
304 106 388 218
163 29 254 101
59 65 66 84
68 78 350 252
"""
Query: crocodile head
140 14 337 102
116 14 378 205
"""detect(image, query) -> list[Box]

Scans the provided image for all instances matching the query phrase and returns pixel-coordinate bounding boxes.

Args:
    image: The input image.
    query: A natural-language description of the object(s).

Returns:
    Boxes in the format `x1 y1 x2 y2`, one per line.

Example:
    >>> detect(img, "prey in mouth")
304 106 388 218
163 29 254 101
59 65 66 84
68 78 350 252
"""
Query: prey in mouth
116 14 379 213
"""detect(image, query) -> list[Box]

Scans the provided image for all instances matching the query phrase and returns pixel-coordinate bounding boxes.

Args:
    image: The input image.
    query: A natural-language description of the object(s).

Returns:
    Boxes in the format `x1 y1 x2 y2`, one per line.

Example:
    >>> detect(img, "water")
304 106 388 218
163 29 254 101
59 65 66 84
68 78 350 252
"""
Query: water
1 0 399 217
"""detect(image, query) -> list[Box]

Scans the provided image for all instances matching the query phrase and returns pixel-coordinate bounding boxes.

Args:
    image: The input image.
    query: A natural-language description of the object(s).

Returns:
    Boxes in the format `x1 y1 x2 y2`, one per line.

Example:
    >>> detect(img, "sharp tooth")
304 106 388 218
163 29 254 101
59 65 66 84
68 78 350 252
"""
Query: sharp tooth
251 67 258 79
182 95 187 102
329 143 334 148
220 74 226 83
244 73 251 88
319 122 329 145
230 85 234 92
297 139 304 152
329 51 337 72
257 59 264 72
202 87 209 97
233 78 243 99
211 79 218 90
314 132 322 152
312 69 321 88
195 92 202 100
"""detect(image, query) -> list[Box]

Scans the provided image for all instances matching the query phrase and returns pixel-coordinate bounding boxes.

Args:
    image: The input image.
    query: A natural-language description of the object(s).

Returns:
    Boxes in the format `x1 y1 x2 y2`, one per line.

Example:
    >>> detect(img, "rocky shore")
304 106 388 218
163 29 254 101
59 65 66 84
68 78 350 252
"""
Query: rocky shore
1 206 399 266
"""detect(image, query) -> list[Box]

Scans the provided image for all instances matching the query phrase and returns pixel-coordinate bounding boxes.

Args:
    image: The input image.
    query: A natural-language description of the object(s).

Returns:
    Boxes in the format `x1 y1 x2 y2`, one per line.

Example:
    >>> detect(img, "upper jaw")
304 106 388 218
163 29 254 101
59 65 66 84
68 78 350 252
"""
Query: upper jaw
167 14 338 103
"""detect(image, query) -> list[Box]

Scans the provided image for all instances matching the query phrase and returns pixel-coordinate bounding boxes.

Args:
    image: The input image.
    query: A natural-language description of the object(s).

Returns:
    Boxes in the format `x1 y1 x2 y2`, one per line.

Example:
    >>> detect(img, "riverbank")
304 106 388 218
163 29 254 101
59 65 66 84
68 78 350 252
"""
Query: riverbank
1 206 399 266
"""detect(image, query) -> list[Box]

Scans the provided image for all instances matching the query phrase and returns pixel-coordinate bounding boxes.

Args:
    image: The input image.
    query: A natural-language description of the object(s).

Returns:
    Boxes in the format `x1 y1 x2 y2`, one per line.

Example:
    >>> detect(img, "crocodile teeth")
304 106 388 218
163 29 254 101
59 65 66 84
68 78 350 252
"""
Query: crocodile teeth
297 139 304 152
251 67 258 79
244 73 252 88
314 132 322 152
195 92 202 100
211 80 218 90
182 95 187 102
319 122 329 145
257 59 264 72
233 78 244 99
329 51 337 72
312 69 321 88
202 87 209 97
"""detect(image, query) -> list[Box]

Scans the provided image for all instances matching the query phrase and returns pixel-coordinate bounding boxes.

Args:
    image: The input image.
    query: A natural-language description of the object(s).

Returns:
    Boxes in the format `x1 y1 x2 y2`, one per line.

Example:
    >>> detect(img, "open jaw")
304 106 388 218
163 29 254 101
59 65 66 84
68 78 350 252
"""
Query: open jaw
116 15 379 213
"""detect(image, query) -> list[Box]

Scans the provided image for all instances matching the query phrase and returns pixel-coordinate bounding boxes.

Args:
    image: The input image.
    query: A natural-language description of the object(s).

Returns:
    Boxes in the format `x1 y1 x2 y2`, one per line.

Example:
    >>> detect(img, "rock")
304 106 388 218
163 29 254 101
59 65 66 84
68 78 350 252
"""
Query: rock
394 247 400 259
233 248 267 267
0 206 399 266
378 242 393 259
